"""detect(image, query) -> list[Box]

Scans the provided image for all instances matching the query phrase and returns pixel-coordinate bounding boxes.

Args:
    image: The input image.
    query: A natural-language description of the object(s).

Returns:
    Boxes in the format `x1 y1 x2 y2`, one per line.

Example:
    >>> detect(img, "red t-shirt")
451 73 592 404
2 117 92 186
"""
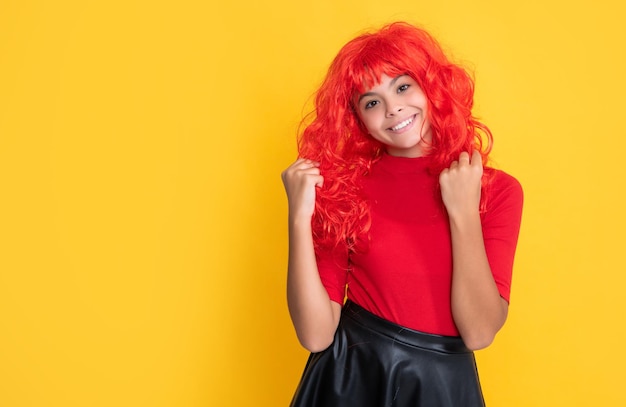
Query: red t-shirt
317 153 523 336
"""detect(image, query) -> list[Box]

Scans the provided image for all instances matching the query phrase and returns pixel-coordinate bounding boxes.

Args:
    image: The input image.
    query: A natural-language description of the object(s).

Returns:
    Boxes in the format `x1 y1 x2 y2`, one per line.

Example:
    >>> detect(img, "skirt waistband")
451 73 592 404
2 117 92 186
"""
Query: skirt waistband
342 300 471 354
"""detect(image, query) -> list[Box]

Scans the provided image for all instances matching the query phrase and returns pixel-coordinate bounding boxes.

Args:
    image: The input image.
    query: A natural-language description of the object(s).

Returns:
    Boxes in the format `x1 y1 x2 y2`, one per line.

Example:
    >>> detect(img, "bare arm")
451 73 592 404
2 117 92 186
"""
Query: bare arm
282 158 342 352
439 151 508 350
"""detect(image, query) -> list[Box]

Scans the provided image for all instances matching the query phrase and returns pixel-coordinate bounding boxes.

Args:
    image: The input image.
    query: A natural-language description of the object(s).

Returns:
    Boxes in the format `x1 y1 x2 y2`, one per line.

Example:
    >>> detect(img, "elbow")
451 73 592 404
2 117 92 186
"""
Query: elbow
298 332 335 353
462 332 495 351
456 300 508 351
291 302 342 353
460 322 503 350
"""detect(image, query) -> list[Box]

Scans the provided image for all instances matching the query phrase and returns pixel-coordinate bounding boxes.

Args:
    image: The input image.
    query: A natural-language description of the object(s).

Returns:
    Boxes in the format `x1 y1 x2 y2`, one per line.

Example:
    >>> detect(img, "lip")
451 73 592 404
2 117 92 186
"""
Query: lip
388 114 417 134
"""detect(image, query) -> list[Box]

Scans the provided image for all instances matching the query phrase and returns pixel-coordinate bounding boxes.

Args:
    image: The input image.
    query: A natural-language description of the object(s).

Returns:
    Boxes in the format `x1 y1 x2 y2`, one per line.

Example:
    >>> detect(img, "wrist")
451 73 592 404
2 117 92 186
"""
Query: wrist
447 210 481 231
289 214 313 230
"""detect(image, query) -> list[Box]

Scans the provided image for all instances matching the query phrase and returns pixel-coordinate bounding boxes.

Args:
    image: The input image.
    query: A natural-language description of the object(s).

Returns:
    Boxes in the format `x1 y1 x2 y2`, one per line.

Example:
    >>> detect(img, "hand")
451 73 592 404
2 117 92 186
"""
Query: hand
439 150 483 219
281 158 324 220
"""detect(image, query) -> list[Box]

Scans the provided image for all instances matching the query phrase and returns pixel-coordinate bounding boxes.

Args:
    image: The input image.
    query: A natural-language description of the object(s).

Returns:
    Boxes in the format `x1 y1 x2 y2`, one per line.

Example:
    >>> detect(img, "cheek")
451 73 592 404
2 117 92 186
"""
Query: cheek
421 119 433 140
360 118 374 133
359 111 383 133
355 113 373 133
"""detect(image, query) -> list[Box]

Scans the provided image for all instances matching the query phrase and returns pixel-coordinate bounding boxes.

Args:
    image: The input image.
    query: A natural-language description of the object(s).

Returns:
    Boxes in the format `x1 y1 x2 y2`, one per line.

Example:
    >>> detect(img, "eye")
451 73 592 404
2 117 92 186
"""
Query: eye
397 84 410 93
364 100 379 109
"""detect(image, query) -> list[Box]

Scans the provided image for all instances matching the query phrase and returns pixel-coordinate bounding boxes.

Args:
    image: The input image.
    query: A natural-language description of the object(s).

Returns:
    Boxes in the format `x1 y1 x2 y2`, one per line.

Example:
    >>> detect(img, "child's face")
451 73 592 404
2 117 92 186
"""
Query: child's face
355 74 432 158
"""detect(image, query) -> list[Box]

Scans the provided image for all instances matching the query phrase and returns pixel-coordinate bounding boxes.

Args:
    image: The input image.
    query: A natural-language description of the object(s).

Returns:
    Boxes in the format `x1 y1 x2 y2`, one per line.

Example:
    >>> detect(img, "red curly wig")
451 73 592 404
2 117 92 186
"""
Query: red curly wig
298 22 494 254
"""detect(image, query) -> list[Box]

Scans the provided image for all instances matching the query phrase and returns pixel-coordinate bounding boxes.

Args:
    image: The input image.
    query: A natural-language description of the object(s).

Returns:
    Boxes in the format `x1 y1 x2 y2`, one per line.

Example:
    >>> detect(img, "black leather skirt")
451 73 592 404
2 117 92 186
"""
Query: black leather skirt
290 301 485 407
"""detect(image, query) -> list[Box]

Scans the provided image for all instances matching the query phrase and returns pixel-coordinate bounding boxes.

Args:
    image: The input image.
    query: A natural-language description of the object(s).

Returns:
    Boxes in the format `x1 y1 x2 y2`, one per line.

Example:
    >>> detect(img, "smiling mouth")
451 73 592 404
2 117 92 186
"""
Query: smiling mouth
390 115 415 131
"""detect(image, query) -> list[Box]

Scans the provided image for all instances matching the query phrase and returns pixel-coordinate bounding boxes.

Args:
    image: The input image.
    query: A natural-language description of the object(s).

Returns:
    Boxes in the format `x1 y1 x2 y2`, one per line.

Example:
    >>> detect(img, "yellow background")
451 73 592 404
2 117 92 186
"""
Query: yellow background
1 0 624 406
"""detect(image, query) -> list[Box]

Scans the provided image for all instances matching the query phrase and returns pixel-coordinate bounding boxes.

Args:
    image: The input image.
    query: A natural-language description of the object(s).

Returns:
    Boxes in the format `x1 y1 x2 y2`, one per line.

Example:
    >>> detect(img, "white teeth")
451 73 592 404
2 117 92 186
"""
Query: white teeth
391 117 413 131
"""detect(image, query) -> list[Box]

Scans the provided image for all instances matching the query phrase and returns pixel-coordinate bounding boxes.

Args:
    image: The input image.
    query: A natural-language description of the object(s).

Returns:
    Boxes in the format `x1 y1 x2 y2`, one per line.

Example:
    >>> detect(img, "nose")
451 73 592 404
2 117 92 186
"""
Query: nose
385 102 403 117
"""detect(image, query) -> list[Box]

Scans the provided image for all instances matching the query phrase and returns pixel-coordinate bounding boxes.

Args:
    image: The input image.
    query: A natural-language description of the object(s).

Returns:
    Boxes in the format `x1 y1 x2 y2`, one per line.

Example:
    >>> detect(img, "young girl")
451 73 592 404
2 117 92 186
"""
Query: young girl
281 22 523 407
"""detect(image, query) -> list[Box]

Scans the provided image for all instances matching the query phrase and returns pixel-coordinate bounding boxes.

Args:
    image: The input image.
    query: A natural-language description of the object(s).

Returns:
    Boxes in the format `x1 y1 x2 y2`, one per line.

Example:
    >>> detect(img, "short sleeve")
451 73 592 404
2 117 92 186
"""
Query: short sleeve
481 170 524 303
316 246 349 305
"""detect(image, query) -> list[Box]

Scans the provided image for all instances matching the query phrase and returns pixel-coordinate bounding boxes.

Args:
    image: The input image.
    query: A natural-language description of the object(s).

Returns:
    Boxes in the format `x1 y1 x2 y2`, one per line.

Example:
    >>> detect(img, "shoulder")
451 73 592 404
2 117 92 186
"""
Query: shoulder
485 168 523 199
482 168 524 221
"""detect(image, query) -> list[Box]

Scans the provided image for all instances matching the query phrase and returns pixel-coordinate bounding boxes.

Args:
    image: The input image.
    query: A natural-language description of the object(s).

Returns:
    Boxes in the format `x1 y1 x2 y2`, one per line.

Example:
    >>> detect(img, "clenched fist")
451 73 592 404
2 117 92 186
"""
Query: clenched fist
281 158 324 220
439 150 483 219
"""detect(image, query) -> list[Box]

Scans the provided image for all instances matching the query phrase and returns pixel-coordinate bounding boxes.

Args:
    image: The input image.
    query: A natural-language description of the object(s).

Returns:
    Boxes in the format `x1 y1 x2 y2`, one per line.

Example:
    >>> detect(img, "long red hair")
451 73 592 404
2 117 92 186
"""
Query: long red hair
298 22 493 254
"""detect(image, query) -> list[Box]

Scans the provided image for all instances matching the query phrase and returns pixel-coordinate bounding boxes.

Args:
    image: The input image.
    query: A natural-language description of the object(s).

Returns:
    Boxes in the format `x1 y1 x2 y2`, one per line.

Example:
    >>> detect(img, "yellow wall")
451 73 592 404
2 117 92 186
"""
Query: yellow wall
1 0 624 405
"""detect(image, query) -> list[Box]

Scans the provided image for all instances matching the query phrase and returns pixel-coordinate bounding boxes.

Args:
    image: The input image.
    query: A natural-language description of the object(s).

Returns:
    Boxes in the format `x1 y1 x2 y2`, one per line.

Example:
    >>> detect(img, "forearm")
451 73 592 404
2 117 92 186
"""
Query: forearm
287 217 341 352
449 212 508 350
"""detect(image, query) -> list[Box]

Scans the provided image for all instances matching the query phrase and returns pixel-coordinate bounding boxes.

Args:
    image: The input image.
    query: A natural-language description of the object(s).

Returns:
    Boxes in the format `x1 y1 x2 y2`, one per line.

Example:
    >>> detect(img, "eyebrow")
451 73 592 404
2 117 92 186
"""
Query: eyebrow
357 75 407 102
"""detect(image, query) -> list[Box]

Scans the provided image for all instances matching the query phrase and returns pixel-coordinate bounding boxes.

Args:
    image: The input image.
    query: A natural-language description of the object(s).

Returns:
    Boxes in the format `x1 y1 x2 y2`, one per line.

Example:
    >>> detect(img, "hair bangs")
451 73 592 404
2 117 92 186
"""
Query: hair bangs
346 37 410 98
